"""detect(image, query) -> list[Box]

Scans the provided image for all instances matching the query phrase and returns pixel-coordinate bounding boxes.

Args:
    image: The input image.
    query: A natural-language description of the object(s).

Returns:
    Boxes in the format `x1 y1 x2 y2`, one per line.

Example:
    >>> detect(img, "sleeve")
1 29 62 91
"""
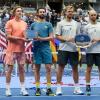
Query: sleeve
23 22 28 38
25 22 28 31
55 22 62 35
76 22 81 34
48 23 53 33
30 23 34 30
83 25 88 35
5 21 12 35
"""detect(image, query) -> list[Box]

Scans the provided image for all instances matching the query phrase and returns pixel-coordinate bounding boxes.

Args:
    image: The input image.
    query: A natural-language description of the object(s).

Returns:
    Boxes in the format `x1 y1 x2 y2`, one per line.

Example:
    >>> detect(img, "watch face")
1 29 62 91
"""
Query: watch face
26 30 38 39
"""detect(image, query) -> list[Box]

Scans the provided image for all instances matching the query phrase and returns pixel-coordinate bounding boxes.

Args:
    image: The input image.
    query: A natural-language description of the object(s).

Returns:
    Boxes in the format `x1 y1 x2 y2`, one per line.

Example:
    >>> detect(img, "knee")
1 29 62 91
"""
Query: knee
87 67 92 73
5 65 13 73
46 67 51 73
19 66 25 73
72 66 78 71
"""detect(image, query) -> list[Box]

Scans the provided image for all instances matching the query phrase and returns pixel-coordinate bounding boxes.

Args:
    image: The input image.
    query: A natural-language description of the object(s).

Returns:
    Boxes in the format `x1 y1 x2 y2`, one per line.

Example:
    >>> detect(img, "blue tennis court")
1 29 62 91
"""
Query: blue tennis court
0 64 100 100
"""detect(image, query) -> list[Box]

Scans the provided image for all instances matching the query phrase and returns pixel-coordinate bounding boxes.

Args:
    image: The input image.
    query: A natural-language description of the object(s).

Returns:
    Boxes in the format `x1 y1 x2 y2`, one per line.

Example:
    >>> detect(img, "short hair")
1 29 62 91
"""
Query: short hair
65 5 74 12
36 7 46 13
12 6 23 16
88 10 97 15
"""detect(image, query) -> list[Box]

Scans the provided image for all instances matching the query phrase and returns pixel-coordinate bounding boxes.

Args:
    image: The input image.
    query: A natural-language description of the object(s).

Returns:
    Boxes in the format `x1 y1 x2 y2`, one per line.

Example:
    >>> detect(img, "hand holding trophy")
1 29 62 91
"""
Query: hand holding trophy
26 29 39 41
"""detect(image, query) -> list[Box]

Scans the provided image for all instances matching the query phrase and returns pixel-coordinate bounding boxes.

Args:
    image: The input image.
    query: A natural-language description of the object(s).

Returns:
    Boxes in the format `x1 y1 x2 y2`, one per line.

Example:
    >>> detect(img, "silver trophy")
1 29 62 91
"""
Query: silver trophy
26 29 39 40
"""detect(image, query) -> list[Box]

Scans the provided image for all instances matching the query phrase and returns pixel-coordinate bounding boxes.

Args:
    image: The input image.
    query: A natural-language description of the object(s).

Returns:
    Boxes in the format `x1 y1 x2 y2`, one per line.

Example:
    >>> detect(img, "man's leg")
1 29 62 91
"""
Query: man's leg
86 66 92 84
34 64 41 96
98 66 100 80
72 65 84 95
72 65 78 84
18 64 29 96
56 51 68 95
45 64 54 96
45 64 51 88
5 65 13 96
85 54 94 95
70 52 83 95
56 64 65 85
85 66 92 95
56 64 65 95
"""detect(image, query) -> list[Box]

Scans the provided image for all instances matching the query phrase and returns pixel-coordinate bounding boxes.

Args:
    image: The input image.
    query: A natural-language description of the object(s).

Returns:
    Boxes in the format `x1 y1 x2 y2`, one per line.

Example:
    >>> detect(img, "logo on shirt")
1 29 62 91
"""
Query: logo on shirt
44 25 48 29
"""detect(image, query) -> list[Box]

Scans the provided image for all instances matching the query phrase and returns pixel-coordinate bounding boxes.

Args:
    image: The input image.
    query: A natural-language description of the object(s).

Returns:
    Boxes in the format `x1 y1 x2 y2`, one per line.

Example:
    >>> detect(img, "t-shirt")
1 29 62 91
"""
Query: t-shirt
5 18 27 52
30 21 53 49
56 19 80 52
84 22 100 53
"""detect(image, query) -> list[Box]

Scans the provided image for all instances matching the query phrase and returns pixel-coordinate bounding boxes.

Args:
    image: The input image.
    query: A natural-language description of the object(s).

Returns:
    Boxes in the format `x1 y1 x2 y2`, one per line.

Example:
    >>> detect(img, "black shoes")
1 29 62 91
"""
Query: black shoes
35 88 41 96
46 88 54 96
86 85 91 96
35 88 54 96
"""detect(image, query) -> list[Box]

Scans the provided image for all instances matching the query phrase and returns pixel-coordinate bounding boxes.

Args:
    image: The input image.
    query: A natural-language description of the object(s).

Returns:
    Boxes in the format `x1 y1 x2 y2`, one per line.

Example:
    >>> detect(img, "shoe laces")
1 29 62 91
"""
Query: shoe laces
47 88 53 94
36 88 41 93
74 87 82 93
86 86 91 91
6 89 11 96
21 89 28 95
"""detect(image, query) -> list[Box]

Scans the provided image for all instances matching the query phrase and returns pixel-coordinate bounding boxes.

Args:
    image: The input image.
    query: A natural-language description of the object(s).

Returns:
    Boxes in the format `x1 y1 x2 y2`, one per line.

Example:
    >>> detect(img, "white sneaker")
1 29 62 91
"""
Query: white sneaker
6 89 12 96
20 89 29 96
73 87 84 95
56 87 62 95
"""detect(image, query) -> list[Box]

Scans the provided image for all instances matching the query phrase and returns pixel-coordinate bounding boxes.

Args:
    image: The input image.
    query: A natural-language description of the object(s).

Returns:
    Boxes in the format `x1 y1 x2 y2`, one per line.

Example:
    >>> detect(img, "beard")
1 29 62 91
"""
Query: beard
38 15 45 19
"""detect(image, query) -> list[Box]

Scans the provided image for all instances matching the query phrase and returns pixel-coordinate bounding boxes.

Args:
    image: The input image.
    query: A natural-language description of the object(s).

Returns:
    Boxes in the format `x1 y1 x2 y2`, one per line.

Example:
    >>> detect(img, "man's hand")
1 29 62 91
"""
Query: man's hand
66 37 75 43
92 39 99 44
92 39 99 42
33 36 43 41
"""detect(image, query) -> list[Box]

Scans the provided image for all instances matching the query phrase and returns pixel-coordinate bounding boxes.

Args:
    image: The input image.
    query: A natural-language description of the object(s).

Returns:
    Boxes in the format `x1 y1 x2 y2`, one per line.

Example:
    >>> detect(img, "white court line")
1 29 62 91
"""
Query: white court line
0 95 100 98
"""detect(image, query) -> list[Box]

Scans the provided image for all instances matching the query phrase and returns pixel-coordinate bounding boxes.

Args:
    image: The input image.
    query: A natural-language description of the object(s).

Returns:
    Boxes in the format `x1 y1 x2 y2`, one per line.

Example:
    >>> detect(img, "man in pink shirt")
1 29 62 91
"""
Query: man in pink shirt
5 6 29 96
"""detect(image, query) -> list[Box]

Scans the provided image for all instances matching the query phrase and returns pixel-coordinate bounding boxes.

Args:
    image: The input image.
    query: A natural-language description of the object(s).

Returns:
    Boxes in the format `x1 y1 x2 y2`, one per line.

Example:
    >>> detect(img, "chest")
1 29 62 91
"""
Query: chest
12 21 26 32
61 22 77 35
88 26 100 34
34 23 49 32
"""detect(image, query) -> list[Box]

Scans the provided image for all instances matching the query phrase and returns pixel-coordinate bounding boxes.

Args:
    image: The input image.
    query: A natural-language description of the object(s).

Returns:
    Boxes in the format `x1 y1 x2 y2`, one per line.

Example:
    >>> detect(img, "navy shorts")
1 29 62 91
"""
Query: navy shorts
57 50 78 66
86 53 100 66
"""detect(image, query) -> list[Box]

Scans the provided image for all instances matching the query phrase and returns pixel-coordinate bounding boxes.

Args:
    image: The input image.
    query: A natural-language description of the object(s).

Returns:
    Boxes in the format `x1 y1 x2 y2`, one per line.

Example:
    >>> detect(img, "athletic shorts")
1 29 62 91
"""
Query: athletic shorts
57 50 78 66
86 53 100 66
4 52 25 65
33 47 52 64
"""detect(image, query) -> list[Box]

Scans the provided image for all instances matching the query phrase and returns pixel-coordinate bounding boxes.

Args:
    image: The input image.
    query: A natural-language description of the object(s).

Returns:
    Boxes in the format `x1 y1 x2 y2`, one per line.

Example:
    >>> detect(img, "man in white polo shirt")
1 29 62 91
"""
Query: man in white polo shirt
55 5 84 95
85 10 100 95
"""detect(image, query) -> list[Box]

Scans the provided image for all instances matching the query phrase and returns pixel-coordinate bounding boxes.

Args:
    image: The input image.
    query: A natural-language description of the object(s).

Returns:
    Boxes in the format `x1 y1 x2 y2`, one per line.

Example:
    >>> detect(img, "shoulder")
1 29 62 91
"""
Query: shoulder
56 20 65 27
6 19 14 27
72 19 78 24
97 22 100 25
31 22 37 26
85 23 91 27
44 21 51 25
84 23 91 30
43 21 53 28
6 19 14 24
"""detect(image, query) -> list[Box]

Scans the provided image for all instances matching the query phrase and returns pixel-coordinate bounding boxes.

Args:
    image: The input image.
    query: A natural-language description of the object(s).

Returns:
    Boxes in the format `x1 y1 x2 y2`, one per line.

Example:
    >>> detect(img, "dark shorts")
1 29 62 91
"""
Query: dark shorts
86 53 100 66
57 50 78 66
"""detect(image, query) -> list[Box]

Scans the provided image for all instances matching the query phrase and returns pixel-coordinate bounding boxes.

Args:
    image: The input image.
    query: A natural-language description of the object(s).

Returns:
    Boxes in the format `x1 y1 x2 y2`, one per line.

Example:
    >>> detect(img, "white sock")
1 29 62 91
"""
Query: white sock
57 84 61 88
6 83 10 90
86 82 90 86
20 82 25 90
74 83 79 87
74 83 79 88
